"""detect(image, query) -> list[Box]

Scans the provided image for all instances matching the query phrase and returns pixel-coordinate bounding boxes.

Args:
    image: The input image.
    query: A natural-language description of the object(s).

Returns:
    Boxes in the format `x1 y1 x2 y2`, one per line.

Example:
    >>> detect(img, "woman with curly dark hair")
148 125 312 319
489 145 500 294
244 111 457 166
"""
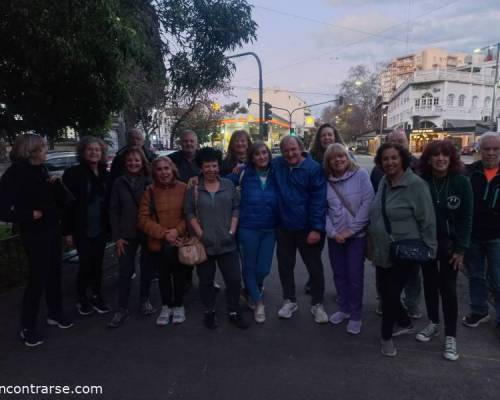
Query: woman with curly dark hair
310 123 345 163
415 140 473 361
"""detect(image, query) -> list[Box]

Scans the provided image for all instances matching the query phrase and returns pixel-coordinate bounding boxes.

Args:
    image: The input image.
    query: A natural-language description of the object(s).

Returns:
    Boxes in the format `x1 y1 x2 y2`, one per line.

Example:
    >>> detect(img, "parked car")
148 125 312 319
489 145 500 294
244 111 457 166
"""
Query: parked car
156 149 176 157
461 145 477 156
44 152 78 177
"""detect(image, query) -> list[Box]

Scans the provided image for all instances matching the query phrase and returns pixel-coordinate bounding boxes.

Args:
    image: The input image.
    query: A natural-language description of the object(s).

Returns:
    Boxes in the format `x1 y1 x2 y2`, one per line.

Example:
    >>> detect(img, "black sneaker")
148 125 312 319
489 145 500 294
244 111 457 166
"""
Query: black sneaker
76 301 94 316
228 311 249 329
107 309 129 329
203 311 218 330
462 313 490 327
20 329 44 347
91 295 110 314
46 315 74 329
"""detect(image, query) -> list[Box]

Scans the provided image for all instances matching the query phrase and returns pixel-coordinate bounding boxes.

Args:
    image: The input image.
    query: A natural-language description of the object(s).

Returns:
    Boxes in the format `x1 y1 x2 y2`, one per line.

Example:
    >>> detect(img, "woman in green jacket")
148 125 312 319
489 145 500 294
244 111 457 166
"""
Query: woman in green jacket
415 140 473 361
369 142 437 357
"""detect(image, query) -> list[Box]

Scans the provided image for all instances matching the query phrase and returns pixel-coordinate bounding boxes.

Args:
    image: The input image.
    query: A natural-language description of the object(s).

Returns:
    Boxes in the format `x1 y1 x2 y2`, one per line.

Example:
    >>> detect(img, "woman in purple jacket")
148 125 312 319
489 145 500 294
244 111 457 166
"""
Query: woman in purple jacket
325 144 374 334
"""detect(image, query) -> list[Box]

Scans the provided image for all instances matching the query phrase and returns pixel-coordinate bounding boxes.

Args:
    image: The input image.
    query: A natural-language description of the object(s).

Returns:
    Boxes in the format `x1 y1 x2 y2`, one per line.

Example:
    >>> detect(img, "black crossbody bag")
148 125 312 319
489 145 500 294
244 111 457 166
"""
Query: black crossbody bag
381 184 433 264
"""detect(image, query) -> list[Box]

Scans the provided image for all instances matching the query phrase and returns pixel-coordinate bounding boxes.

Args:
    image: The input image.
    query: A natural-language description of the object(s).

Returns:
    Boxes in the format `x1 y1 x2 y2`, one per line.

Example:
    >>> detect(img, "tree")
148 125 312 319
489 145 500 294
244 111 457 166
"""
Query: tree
0 0 141 145
321 64 379 142
152 0 257 146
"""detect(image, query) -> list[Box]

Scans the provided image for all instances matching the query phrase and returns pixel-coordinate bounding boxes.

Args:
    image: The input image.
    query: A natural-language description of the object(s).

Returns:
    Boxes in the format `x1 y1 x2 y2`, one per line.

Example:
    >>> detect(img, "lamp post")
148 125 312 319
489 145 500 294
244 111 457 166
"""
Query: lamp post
225 52 264 138
379 104 388 135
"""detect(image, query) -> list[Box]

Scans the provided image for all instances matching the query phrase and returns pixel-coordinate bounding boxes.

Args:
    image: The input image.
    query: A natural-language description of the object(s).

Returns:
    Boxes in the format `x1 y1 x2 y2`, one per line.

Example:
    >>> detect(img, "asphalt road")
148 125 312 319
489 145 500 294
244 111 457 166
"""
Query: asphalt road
1 245 500 400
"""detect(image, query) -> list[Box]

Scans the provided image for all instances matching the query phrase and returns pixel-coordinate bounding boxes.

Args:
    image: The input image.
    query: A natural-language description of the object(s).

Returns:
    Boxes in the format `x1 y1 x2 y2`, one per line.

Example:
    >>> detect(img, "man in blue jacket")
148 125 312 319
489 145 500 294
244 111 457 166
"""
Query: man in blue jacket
273 135 328 323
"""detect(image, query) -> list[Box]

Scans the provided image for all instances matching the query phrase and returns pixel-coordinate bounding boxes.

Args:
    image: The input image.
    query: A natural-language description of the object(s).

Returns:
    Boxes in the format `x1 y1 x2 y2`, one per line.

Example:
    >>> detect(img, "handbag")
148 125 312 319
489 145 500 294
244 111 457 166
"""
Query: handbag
381 184 433 264
178 183 207 266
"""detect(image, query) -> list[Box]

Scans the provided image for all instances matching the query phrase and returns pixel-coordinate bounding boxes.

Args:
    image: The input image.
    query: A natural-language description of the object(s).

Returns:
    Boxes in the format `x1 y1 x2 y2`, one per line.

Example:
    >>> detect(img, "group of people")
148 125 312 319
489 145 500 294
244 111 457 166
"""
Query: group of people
0 125 499 364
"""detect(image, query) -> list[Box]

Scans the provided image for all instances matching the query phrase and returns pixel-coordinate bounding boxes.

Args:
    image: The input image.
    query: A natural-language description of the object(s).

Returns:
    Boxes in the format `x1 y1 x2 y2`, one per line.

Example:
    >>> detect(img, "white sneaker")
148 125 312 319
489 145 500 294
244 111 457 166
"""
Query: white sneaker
415 322 440 342
311 303 329 324
443 336 459 361
156 306 172 326
172 306 186 324
278 300 298 319
254 304 266 323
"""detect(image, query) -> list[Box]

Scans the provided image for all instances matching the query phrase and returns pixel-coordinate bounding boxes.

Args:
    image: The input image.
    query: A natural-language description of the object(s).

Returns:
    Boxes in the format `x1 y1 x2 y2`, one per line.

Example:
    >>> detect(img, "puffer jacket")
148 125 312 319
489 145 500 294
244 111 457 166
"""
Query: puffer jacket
325 168 374 239
272 153 326 232
226 166 279 230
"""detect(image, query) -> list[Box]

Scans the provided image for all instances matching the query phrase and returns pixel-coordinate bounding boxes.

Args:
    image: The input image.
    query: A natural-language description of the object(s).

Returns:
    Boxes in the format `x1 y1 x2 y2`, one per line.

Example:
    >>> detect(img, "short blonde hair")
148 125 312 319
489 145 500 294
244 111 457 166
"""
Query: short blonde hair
76 136 108 164
9 134 46 162
323 143 359 177
151 156 179 182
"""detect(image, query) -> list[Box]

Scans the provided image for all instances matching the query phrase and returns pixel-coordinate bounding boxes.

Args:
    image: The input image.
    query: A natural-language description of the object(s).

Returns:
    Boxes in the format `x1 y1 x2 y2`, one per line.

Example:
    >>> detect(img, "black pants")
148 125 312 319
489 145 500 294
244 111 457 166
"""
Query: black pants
422 239 458 337
117 240 153 310
20 226 63 331
197 251 241 312
75 236 106 301
377 263 413 340
149 246 185 307
277 229 325 305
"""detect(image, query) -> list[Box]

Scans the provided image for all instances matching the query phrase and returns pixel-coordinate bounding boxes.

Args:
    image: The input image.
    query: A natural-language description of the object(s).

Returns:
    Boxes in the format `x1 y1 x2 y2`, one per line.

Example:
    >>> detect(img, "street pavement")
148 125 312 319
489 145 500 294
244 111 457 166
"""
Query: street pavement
0 155 499 400
1 244 500 399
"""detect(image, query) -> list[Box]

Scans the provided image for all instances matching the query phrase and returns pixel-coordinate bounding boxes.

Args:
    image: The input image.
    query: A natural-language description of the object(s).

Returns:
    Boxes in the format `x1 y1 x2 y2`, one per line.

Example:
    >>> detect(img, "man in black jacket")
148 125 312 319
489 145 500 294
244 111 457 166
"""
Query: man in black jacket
168 129 200 183
463 131 500 335
109 128 156 184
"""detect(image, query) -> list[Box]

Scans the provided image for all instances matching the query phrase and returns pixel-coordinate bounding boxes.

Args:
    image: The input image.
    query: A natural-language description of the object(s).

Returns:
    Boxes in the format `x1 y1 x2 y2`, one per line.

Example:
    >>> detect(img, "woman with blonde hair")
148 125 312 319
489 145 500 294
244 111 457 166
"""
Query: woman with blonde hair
324 143 374 334
0 134 73 347
138 156 187 326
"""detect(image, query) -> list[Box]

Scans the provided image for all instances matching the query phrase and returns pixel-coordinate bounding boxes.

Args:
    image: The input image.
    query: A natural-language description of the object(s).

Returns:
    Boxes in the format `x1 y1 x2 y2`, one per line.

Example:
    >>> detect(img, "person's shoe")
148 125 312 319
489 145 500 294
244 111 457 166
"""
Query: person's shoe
141 300 157 316
278 300 298 319
311 304 328 324
346 320 362 335
107 309 129 329
76 300 94 316
131 272 137 280
415 322 440 342
375 301 383 316
204 311 218 330
172 306 186 324
380 339 397 357
20 329 44 347
213 280 221 292
91 295 110 314
329 311 351 325
254 303 266 323
392 323 415 337
156 306 172 326
442 336 459 361
228 311 249 329
406 305 423 319
46 315 74 329
462 313 490 327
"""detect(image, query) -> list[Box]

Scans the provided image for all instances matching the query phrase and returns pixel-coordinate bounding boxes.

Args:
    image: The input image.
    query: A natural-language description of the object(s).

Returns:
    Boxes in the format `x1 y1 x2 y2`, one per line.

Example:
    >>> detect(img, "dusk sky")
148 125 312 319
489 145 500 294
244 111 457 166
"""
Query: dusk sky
219 0 500 115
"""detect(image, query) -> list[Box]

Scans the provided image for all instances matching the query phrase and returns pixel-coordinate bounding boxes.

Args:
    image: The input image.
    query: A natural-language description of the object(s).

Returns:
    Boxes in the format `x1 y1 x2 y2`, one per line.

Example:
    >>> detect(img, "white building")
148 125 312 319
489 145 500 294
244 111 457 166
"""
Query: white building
387 65 498 130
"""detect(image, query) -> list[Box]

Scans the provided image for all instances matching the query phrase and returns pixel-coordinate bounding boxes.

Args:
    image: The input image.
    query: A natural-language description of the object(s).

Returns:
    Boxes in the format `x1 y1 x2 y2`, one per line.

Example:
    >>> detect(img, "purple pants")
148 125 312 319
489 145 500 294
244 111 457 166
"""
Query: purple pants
328 237 366 321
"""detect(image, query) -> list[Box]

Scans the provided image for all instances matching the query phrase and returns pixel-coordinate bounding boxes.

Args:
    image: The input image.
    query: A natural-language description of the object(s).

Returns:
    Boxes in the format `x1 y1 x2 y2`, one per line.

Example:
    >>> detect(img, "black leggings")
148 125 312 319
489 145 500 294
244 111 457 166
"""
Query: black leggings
422 240 458 337
377 263 413 340
150 246 185 307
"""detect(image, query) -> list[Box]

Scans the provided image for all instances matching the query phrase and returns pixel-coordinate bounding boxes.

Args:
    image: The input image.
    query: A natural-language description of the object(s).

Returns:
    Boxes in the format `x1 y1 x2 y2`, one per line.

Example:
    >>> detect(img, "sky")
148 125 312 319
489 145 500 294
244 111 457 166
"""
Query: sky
218 0 500 116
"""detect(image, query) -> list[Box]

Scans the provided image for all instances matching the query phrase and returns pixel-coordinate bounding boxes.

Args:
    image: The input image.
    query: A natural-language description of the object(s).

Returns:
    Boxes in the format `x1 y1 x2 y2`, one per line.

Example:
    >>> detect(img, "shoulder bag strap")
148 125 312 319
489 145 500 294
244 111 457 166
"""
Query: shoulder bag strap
380 183 393 240
328 180 356 217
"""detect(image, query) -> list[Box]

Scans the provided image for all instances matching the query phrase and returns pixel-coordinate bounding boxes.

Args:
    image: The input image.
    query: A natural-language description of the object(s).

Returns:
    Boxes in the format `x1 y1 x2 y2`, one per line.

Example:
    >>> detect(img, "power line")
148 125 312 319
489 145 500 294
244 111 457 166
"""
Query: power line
239 0 461 80
231 85 337 97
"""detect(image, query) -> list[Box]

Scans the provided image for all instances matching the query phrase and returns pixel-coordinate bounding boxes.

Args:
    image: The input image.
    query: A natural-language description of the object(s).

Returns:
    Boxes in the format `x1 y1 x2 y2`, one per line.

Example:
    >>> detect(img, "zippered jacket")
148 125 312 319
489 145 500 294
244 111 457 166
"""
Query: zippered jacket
467 161 500 240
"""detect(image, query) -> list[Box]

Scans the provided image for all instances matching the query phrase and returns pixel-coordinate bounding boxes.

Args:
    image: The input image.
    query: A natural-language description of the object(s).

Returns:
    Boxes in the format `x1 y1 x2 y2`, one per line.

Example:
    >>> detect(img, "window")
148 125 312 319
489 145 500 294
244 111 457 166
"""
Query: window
422 92 433 109
415 99 420 108
446 94 455 107
485 97 491 109
458 95 466 107
472 96 479 109
433 98 439 106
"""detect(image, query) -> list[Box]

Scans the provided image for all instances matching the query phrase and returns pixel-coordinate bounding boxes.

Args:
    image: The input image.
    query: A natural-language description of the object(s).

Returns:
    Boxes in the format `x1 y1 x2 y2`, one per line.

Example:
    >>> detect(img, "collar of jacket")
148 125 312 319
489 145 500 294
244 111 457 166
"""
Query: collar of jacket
198 176 230 193
385 167 414 189
469 160 500 174
328 167 358 183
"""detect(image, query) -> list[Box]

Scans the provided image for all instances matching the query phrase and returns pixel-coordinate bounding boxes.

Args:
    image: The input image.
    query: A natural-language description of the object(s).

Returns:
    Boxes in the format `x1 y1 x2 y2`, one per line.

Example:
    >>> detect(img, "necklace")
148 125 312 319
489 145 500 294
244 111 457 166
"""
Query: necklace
431 176 448 204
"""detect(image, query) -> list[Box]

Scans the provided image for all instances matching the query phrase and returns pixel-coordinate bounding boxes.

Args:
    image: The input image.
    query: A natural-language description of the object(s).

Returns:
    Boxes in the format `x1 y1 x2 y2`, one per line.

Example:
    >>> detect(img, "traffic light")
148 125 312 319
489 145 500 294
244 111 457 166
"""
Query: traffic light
264 102 273 121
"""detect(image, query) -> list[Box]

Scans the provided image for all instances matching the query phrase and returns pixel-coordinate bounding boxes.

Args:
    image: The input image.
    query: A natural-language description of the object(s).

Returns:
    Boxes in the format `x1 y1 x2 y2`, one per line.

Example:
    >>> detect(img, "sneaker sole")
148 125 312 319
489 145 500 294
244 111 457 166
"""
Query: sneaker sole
278 305 298 319
20 332 44 347
381 348 397 357
46 319 74 329
393 327 415 337
77 308 94 316
462 315 490 328
172 318 186 324
92 306 110 315
415 332 439 342
443 352 459 361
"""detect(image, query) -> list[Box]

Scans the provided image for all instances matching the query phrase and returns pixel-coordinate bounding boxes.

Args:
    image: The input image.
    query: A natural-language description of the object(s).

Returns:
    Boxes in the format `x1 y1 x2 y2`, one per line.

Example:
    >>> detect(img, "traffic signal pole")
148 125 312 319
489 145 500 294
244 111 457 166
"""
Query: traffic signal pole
226 52 264 138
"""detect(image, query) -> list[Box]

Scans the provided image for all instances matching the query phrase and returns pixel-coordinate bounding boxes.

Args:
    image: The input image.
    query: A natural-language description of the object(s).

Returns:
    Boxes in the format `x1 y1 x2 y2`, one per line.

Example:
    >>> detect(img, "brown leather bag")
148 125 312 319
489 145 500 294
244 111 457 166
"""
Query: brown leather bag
178 182 207 266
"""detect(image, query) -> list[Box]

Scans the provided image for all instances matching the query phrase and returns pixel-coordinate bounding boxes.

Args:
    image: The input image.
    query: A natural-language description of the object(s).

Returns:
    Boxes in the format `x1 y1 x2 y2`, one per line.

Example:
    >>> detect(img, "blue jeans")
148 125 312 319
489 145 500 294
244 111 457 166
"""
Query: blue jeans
465 238 500 324
238 228 276 304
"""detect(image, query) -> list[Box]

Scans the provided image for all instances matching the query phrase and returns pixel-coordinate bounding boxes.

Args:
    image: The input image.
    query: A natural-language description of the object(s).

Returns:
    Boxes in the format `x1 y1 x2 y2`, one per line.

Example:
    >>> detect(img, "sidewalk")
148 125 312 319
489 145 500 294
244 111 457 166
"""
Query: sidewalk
0 250 499 400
